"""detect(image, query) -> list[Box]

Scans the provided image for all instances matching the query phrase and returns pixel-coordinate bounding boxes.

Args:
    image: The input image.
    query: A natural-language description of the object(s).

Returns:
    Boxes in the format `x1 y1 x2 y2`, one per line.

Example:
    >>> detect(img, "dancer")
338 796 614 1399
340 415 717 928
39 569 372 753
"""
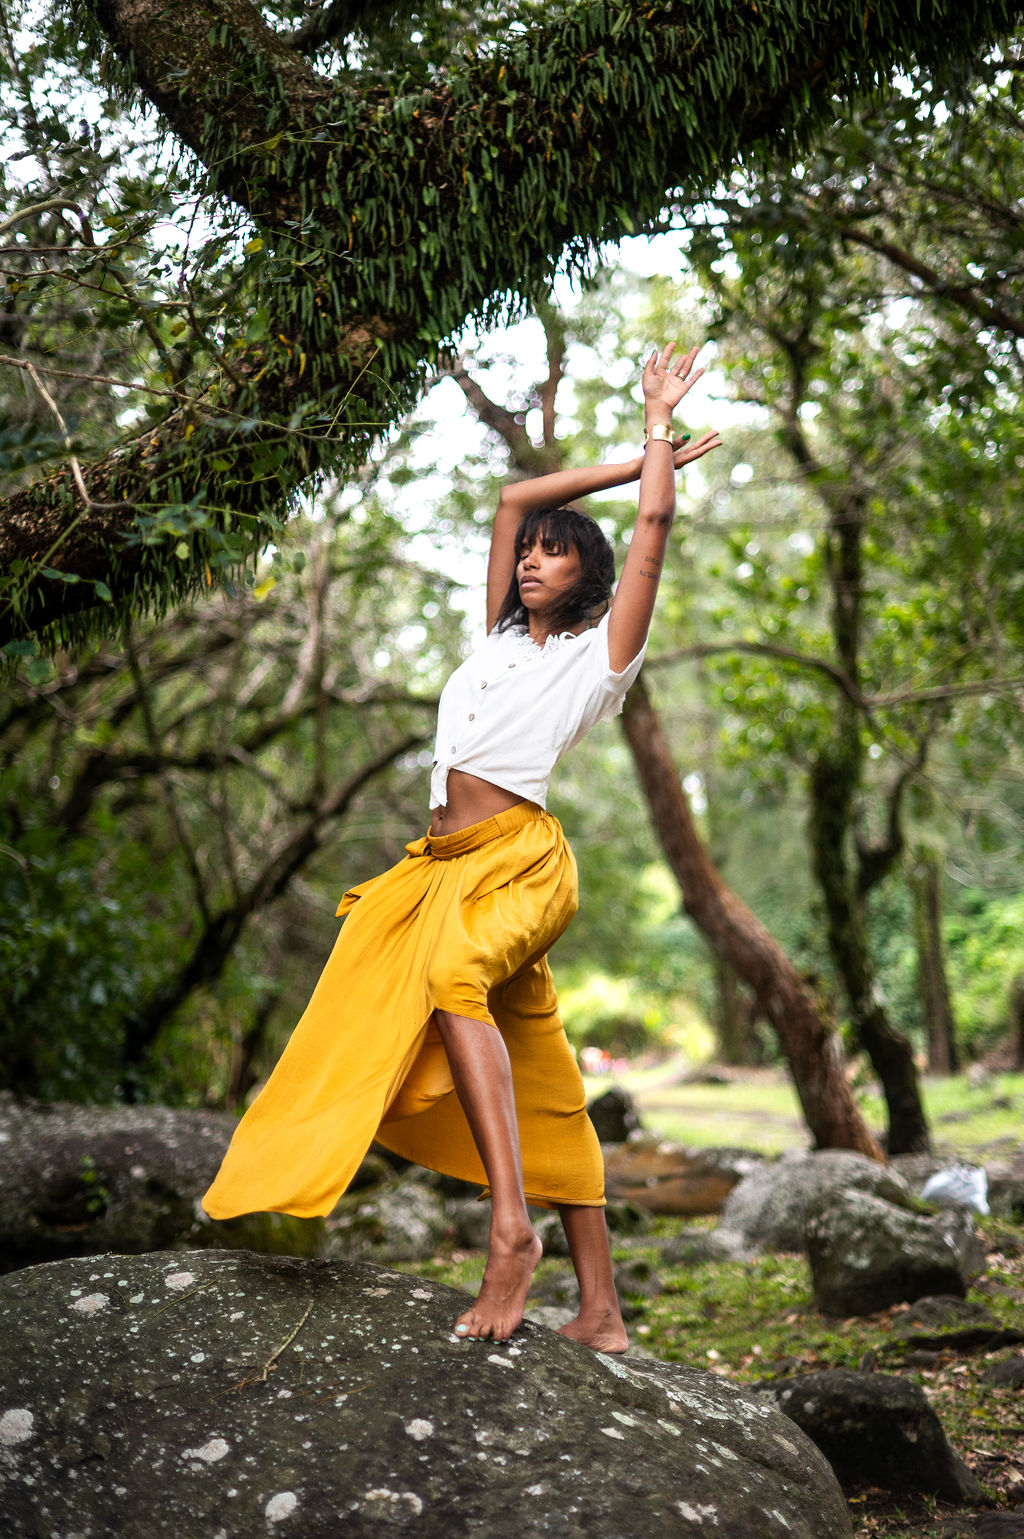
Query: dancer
203 342 721 1349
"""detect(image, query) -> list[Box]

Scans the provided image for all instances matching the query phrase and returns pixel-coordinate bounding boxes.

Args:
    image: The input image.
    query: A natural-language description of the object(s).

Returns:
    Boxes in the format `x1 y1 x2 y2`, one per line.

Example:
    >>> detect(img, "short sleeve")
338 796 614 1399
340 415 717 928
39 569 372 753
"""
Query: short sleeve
555 611 647 751
588 609 647 698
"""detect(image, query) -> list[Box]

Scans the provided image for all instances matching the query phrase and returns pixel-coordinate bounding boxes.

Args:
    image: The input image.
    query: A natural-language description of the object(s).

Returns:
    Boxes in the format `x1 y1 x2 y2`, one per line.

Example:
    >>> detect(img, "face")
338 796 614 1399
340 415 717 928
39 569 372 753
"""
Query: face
516 538 581 613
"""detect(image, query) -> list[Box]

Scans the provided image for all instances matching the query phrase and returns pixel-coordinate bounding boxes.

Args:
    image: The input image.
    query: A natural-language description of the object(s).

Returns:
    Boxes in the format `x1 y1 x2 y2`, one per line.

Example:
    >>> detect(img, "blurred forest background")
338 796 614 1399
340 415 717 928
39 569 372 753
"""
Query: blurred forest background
1 1 1022 1142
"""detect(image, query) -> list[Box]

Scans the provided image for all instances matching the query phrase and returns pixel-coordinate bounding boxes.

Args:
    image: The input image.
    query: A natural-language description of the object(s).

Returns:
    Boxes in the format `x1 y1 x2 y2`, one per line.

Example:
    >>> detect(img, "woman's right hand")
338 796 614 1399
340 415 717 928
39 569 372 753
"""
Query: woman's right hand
642 342 703 421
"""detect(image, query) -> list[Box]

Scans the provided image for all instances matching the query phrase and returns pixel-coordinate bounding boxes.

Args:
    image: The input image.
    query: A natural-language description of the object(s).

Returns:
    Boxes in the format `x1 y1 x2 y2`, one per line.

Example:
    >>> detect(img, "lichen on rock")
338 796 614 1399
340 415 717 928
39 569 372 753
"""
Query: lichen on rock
0 1248 852 1537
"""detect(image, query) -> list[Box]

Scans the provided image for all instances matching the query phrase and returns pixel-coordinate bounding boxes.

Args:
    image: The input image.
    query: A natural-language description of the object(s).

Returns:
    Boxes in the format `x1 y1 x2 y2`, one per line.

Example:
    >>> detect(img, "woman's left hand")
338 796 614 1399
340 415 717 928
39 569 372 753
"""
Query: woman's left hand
672 428 722 466
642 342 703 415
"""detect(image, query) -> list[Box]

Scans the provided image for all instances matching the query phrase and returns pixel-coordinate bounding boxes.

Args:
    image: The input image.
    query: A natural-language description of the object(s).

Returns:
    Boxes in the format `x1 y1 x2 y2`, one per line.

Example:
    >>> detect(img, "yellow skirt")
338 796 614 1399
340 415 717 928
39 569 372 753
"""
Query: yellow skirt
202 802 605 1219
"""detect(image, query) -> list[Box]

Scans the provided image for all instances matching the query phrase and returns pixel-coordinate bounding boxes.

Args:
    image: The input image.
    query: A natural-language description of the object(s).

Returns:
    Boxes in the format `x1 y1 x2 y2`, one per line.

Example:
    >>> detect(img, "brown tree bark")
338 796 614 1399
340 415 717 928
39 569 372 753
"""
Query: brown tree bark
909 845 959 1075
1008 973 1024 1072
621 676 883 1160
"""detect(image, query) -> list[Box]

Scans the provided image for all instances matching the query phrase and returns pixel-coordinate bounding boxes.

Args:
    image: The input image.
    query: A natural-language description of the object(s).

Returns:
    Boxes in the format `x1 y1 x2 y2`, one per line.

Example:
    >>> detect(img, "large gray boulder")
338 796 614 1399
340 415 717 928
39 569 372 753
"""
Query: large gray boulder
0 1250 852 1538
758 1369 982 1501
717 1150 910 1253
0 1094 323 1269
986 1152 1024 1222
805 1189 986 1315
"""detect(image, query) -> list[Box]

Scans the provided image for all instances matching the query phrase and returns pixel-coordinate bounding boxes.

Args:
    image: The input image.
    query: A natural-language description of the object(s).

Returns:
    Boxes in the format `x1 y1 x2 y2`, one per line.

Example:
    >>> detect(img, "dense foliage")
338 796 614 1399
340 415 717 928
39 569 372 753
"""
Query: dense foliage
1 0 1021 647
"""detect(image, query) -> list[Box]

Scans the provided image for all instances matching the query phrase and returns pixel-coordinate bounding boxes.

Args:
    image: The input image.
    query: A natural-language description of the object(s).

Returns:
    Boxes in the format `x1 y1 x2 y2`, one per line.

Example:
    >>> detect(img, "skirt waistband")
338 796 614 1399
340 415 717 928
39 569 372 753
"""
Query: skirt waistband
405 801 546 860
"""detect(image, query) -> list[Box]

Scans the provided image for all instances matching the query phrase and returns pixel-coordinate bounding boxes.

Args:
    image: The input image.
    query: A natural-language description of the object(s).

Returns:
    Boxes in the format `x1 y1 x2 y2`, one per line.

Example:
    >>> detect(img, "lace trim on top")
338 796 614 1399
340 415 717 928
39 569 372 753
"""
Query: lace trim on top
505 626 580 661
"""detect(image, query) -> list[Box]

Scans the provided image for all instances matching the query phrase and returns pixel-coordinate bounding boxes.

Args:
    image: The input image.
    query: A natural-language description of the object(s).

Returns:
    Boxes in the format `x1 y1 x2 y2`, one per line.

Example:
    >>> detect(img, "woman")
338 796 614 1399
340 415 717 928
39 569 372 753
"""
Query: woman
203 342 721 1351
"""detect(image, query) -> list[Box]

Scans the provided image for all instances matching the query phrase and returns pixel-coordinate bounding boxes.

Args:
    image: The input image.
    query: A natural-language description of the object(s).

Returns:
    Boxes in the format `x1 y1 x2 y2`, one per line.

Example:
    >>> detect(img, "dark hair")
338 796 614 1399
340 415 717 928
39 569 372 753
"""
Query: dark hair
494 505 616 634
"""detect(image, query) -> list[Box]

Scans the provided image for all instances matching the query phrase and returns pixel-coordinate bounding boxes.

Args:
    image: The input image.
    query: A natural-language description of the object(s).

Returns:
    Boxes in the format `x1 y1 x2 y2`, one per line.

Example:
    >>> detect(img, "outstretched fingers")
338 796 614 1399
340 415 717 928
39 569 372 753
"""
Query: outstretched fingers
675 429 723 465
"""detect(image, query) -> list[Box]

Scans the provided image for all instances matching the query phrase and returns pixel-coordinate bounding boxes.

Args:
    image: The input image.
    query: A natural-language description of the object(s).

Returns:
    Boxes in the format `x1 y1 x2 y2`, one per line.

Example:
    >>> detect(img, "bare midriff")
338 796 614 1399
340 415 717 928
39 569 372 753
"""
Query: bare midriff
429 768 528 836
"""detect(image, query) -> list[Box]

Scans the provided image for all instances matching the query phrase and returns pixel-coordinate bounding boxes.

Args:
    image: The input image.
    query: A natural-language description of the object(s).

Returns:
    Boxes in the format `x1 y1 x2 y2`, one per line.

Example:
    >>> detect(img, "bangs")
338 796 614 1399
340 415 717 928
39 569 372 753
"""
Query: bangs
513 508 579 560
495 503 616 636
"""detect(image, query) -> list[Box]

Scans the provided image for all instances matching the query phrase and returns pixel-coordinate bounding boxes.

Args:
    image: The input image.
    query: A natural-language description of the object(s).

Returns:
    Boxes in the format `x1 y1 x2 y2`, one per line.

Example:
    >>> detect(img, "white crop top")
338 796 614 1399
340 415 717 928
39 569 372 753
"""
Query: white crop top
430 608 646 810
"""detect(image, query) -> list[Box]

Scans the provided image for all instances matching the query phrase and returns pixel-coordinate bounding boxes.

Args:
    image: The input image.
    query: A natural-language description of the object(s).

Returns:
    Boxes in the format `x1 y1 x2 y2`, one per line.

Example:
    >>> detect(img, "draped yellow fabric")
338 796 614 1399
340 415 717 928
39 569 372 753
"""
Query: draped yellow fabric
202 802 605 1220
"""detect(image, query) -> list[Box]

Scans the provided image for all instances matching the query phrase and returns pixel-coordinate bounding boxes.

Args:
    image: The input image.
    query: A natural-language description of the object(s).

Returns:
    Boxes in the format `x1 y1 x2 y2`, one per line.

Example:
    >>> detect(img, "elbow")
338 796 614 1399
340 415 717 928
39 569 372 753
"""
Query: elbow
496 488 525 520
636 504 675 531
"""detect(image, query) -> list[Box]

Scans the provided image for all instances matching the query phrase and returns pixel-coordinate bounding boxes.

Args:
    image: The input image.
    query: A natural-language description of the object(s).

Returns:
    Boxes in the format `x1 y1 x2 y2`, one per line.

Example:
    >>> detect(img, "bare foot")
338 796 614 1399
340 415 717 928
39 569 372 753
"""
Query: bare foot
558 1308 629 1355
453 1225 543 1342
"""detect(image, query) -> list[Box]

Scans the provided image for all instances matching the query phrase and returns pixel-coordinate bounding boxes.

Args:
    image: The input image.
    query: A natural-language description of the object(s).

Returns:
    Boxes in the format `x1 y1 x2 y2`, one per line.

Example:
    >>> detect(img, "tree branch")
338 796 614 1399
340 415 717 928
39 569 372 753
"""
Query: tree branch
6 0 1018 645
839 225 1024 338
118 726 427 1088
648 640 866 708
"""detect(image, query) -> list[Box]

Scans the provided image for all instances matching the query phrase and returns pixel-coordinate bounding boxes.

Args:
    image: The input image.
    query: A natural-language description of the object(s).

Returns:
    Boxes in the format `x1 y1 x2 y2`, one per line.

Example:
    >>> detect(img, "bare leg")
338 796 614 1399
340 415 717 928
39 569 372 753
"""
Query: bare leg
556 1204 628 1354
432 1009 542 1342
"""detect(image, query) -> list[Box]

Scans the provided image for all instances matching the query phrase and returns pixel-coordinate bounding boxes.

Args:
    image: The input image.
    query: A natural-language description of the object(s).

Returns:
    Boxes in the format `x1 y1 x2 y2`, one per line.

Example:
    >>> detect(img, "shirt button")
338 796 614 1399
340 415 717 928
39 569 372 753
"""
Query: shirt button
451 745 457 753
480 680 487 688
468 713 475 721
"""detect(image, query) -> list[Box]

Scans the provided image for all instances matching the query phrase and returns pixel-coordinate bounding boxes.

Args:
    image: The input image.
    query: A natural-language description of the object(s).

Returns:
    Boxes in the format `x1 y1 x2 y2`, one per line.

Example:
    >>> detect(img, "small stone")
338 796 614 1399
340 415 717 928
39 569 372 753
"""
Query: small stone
983 1354 1024 1388
0 1408 34 1446
71 1292 109 1314
265 1491 298 1522
183 1437 230 1463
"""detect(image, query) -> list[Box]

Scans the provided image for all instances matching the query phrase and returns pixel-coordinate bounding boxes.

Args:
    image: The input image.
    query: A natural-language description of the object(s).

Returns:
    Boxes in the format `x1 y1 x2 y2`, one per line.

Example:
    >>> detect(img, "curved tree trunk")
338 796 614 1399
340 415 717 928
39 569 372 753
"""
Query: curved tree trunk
783 377 931 1155
621 677 882 1160
809 748 931 1153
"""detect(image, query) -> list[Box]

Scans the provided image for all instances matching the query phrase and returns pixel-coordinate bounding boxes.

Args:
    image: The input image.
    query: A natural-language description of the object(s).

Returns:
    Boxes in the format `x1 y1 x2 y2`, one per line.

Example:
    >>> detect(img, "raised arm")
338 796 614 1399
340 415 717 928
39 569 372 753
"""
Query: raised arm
486 458 645 634
606 344 722 672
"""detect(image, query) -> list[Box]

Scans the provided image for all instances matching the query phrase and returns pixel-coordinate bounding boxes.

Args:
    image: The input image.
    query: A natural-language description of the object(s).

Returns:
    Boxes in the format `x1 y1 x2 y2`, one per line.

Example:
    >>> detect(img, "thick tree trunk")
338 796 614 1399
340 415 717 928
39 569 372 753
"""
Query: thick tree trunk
809 750 931 1153
909 845 959 1075
784 389 932 1155
621 677 882 1160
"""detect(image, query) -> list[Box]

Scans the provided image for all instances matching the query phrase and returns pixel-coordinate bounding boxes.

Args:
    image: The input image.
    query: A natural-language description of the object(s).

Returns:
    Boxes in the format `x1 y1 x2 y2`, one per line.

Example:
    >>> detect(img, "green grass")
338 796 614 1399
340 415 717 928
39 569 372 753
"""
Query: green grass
857 1072 1024 1156
585 1064 1024 1155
